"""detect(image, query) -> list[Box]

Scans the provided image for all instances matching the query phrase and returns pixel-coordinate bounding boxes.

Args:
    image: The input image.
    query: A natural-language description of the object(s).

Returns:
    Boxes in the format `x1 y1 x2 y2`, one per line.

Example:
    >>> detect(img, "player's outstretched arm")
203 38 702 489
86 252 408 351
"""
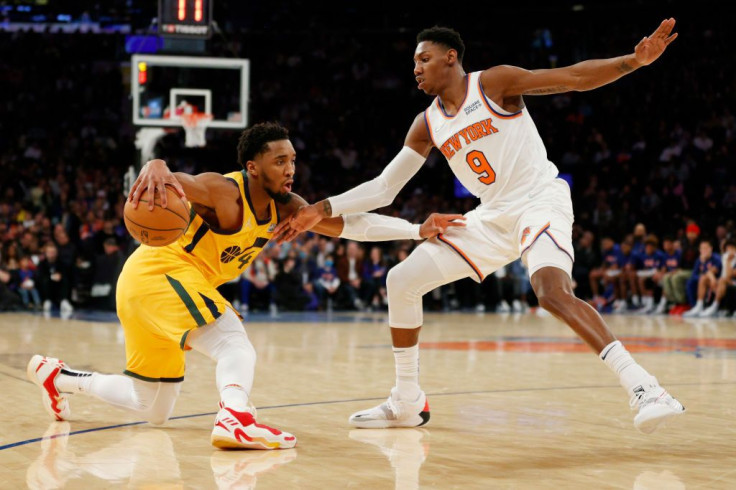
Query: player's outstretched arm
274 193 465 243
272 114 433 237
484 18 677 98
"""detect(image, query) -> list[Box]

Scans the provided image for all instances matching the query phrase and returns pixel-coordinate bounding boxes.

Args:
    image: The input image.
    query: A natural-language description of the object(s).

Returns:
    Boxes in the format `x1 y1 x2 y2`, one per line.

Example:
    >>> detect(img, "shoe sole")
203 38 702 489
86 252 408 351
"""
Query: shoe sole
26 355 66 421
349 409 430 429
211 434 296 450
634 406 685 434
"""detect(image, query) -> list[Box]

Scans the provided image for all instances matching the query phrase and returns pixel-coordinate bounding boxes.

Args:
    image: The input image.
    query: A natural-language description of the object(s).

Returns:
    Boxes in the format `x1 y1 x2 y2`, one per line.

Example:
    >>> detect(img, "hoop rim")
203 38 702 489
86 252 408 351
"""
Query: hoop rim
180 112 213 129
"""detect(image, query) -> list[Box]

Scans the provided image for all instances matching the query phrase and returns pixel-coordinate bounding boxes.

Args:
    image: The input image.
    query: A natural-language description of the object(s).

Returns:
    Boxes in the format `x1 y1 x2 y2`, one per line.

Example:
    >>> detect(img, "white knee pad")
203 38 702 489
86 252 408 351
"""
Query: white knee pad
131 378 181 425
387 247 457 328
188 308 255 361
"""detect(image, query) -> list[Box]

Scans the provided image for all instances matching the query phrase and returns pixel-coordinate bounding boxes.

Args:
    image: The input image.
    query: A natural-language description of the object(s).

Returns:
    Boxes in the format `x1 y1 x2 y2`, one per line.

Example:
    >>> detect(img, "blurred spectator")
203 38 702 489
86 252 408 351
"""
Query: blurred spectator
633 235 666 314
572 231 597 299
699 239 736 317
37 242 74 314
363 246 389 310
240 256 277 314
0 267 22 311
336 241 366 310
668 223 700 308
656 236 682 313
683 240 722 317
89 238 125 310
273 256 314 311
16 256 41 310
314 254 340 310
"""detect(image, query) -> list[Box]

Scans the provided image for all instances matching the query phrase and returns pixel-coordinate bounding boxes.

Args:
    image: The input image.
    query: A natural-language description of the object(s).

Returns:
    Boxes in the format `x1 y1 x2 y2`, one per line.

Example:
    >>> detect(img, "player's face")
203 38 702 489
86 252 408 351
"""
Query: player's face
413 41 454 95
257 139 295 204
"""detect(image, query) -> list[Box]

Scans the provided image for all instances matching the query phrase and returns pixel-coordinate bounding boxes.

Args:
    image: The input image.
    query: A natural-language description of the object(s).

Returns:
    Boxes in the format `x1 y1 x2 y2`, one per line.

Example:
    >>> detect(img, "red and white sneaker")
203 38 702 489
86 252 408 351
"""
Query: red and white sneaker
211 402 297 450
27 355 71 421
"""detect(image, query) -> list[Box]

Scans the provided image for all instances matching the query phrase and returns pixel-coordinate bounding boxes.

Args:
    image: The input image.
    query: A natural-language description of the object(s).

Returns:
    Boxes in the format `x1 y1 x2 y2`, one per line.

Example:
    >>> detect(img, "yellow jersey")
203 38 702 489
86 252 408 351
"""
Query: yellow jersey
115 170 278 381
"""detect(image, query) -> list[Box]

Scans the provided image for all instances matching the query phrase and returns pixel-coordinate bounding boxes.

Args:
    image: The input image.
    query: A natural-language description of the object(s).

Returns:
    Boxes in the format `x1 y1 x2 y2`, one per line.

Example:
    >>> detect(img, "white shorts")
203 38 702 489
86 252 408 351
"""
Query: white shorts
420 178 575 282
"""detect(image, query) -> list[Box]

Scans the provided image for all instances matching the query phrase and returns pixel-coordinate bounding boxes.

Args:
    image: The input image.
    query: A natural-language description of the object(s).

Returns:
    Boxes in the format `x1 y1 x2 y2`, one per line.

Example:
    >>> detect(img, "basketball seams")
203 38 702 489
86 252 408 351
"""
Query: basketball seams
137 195 190 225
123 215 187 233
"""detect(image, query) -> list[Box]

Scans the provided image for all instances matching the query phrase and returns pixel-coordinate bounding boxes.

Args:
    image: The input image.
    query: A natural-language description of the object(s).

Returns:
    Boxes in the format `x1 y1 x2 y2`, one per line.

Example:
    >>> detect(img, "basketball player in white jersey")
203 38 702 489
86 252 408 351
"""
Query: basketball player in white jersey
276 19 684 433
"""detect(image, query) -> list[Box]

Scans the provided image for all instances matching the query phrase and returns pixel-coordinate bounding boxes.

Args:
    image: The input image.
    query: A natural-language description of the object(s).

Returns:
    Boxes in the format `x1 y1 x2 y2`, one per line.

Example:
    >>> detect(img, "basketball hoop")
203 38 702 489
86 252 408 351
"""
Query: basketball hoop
181 112 213 148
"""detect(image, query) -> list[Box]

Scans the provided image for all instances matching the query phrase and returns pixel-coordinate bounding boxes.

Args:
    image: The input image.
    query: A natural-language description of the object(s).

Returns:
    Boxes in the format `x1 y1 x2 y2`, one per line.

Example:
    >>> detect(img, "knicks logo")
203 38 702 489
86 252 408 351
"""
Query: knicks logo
521 227 531 245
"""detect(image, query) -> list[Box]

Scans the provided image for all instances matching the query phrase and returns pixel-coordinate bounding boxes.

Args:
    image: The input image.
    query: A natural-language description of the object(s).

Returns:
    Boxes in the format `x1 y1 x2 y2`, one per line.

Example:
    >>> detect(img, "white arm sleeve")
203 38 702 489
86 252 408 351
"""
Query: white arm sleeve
339 213 421 242
327 146 425 215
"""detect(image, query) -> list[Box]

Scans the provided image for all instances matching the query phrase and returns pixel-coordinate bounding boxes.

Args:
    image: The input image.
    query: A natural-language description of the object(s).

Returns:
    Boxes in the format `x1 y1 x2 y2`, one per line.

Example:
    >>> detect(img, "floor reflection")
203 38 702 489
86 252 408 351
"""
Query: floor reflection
26 421 297 489
633 470 685 490
26 422 180 489
349 429 429 490
210 449 298 489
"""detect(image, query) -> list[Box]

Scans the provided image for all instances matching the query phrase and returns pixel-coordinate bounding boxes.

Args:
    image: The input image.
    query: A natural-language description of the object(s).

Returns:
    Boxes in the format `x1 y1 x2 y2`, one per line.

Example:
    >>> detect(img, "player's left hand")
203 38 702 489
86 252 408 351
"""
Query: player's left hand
634 18 678 66
419 213 466 238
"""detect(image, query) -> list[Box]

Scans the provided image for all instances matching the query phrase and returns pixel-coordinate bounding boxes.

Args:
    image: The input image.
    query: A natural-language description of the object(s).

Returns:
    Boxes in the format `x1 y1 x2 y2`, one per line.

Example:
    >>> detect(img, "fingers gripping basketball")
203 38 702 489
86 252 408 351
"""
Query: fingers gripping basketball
124 185 190 246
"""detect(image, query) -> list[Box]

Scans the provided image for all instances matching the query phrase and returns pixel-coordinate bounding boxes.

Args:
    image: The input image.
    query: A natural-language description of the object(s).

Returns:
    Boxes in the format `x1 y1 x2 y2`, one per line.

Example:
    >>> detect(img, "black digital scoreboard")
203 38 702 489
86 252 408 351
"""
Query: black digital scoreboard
158 0 213 39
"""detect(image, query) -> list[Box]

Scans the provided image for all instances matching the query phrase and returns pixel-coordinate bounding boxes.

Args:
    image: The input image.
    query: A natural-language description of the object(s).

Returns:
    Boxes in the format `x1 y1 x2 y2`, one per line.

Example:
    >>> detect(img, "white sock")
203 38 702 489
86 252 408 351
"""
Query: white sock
599 340 656 396
56 367 95 394
693 300 703 310
394 345 420 401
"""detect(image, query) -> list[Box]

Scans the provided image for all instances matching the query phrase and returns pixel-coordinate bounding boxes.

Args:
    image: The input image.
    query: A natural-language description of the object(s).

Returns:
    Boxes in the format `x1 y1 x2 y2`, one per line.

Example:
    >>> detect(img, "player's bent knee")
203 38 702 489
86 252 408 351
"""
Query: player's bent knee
537 289 574 315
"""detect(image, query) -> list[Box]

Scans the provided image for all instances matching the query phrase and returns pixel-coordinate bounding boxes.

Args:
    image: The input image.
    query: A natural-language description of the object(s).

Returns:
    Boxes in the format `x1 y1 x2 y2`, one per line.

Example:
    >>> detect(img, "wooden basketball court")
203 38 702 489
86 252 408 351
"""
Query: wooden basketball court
1 310 735 488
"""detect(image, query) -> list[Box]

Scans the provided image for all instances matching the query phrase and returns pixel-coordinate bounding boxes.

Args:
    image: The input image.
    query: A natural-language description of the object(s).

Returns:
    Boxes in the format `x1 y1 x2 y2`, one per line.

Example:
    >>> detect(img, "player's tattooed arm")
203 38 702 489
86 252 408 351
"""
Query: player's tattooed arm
523 85 570 95
322 199 333 218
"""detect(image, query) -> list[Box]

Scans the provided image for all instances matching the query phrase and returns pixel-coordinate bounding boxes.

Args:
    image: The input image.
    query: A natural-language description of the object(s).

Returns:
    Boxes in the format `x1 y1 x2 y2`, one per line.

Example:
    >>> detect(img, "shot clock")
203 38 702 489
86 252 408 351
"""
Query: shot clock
158 0 213 38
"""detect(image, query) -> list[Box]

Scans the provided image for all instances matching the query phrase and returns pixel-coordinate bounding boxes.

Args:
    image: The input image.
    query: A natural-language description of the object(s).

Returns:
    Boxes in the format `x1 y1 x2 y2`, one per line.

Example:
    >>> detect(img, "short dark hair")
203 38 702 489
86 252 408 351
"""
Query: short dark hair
417 26 465 62
237 122 289 168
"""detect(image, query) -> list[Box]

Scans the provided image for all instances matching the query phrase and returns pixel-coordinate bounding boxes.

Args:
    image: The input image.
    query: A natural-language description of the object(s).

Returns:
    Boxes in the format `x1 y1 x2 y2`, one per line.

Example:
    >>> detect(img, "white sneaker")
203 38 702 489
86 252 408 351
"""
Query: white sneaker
682 303 703 317
699 302 719 318
496 300 511 313
60 300 73 313
613 300 628 313
512 299 523 313
653 298 668 315
43 300 52 312
630 380 685 434
27 355 71 421
349 388 430 429
211 403 296 450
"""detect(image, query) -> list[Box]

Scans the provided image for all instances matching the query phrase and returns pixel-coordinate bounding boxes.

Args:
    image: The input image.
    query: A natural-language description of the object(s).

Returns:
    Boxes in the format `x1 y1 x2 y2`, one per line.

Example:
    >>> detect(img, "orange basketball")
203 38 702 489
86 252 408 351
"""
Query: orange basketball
124 185 190 246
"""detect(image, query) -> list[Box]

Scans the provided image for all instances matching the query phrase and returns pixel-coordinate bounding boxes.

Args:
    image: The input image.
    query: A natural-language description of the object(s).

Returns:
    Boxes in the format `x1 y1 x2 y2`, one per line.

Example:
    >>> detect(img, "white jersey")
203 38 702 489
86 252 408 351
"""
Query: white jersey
424 71 559 211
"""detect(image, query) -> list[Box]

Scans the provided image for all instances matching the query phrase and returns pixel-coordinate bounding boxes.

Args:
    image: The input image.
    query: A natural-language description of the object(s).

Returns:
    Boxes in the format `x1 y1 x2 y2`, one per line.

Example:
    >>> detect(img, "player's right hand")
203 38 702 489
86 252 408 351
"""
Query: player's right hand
128 159 186 210
419 213 466 238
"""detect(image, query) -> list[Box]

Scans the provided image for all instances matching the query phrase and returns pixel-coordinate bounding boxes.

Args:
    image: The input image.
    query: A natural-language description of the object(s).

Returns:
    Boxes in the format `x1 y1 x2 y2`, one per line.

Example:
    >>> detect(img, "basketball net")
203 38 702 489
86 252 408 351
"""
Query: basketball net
181 112 213 148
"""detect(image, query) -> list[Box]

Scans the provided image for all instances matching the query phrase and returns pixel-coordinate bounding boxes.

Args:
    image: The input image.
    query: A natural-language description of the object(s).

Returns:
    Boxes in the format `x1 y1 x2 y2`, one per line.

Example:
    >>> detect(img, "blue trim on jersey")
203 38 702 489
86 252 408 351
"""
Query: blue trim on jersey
477 74 523 118
436 74 470 118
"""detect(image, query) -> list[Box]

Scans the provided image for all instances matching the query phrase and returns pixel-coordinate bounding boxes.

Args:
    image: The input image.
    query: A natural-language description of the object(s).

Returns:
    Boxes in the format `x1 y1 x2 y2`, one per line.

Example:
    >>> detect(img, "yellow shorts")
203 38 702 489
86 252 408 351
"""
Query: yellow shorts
116 246 236 382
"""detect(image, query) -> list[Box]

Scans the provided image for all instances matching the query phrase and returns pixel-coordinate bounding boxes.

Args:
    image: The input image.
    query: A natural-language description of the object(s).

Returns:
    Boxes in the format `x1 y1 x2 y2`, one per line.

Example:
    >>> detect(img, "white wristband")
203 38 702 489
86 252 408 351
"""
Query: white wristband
340 213 422 242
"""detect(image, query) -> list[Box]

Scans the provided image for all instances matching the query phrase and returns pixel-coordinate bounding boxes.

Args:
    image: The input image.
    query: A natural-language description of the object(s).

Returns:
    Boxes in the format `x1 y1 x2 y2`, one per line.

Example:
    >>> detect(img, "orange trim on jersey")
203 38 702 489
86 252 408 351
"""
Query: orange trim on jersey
437 233 483 281
435 74 471 119
424 109 438 148
478 74 523 119
520 222 551 256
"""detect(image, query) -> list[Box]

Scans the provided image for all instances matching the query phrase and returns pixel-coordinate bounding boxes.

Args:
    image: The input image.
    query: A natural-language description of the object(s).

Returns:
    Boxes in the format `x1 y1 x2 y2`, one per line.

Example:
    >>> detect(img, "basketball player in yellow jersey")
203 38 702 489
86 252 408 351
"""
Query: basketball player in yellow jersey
27 122 464 450
278 20 685 434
